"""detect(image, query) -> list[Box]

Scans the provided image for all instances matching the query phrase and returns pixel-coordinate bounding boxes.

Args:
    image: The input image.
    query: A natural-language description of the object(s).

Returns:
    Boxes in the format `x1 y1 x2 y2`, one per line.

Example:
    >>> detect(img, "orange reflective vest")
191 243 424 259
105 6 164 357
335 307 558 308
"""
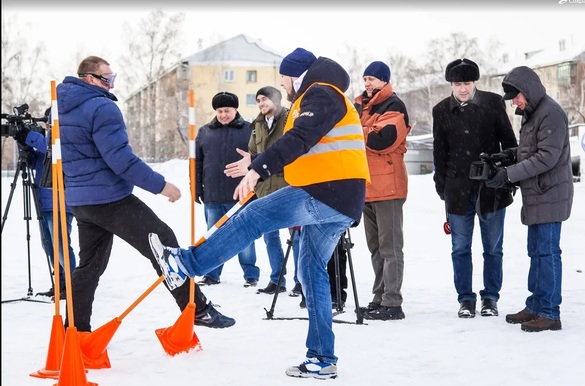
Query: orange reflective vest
283 82 370 186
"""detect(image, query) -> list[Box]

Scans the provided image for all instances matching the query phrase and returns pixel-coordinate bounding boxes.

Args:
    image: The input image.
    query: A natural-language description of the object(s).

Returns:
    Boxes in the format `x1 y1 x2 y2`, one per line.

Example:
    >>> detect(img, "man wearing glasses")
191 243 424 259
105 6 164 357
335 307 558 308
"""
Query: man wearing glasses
57 56 235 332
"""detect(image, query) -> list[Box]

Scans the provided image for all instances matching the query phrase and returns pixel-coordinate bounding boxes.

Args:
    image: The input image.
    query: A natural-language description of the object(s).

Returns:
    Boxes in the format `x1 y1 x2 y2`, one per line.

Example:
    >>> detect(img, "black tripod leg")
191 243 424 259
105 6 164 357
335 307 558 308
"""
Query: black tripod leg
1 165 22 233
344 230 364 324
264 228 296 319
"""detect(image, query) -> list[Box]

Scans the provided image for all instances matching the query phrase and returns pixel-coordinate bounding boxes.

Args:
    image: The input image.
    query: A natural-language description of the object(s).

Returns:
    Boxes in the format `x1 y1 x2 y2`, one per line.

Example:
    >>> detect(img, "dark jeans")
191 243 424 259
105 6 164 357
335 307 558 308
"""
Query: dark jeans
525 222 563 320
448 192 505 303
68 194 208 332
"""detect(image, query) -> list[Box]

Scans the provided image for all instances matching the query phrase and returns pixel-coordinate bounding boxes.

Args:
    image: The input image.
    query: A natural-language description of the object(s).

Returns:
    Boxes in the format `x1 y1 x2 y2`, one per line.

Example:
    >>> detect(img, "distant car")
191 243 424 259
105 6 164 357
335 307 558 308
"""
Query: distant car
569 123 583 182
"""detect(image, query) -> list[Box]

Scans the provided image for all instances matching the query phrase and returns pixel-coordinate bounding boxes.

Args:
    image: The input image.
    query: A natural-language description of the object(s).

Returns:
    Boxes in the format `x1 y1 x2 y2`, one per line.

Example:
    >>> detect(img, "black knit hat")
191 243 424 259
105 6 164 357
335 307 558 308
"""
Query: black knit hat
256 86 282 106
445 58 480 82
363 61 391 83
502 84 520 100
212 91 239 110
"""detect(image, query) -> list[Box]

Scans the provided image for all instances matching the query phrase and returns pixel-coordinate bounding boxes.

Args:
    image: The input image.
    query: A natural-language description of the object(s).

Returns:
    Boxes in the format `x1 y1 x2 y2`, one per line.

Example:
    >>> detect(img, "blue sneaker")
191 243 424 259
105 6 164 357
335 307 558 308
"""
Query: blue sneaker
285 358 337 379
148 233 187 290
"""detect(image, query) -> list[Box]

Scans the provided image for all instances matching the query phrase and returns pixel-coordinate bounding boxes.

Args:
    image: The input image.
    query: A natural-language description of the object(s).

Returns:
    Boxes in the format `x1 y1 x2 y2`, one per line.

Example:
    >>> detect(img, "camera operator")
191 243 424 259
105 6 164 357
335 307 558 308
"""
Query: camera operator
432 58 518 319
17 113 77 300
485 66 573 333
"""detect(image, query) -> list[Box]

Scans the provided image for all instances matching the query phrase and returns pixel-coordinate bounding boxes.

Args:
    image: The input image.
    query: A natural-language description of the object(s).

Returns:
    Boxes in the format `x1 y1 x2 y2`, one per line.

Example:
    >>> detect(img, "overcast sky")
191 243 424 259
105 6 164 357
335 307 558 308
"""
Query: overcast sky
4 1 583 65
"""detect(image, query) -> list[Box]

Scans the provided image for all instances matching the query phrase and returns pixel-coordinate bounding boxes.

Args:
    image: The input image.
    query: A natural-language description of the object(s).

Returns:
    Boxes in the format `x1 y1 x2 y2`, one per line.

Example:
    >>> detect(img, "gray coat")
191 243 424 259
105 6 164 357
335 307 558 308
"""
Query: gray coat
503 66 574 225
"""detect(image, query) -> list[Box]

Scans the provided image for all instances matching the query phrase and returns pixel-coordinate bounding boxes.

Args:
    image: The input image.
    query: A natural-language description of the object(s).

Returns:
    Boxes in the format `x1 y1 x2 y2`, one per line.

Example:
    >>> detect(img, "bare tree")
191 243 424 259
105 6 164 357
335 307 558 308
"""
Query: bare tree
1 14 49 171
120 9 185 94
119 9 186 161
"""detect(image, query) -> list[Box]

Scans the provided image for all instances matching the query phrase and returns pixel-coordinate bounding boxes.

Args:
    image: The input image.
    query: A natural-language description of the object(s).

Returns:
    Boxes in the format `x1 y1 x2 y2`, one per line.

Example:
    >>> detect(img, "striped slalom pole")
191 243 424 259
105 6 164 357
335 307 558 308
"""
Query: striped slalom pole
189 89 196 247
194 190 256 247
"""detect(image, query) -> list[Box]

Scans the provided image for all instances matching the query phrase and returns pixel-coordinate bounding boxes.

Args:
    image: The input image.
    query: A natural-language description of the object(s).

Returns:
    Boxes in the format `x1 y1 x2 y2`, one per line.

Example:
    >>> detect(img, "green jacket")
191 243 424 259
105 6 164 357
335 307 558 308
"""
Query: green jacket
249 106 289 198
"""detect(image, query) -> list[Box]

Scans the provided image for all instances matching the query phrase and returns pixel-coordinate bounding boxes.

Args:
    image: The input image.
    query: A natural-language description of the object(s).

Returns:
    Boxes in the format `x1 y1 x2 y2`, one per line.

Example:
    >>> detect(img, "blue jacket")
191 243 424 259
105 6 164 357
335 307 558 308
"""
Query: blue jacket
56 77 165 206
24 130 73 213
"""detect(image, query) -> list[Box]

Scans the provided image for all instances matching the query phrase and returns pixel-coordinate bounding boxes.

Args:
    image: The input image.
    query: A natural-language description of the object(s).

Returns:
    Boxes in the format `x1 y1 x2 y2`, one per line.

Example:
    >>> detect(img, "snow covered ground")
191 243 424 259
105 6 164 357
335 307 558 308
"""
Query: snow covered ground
2 159 584 386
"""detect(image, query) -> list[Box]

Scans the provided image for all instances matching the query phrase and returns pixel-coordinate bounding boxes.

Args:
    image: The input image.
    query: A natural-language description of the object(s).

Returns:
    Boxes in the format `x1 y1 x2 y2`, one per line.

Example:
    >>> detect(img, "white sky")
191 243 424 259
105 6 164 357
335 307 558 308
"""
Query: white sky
3 1 584 81
1 159 584 385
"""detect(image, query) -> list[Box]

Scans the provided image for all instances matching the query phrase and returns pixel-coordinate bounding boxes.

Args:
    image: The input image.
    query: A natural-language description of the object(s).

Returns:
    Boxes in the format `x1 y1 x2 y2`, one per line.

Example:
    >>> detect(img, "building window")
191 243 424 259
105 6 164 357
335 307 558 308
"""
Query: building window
246 70 257 83
557 63 570 86
559 39 566 52
224 70 235 83
246 94 256 106
503 53 509 64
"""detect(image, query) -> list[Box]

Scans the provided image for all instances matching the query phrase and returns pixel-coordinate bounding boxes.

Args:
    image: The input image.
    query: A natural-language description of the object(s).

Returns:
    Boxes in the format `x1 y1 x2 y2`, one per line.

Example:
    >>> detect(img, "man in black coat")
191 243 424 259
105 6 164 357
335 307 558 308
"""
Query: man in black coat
432 58 518 319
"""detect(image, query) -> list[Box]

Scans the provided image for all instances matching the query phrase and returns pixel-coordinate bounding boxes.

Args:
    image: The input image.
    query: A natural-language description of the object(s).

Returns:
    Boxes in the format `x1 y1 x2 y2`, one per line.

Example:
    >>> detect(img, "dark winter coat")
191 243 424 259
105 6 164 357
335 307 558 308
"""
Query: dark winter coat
248 106 289 198
502 66 573 225
56 77 165 206
250 56 366 224
432 89 518 215
195 113 252 204
25 130 73 213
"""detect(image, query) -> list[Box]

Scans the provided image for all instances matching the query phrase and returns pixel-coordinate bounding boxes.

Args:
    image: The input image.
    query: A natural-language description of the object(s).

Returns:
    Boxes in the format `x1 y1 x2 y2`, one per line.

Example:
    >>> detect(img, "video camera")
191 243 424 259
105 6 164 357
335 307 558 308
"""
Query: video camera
469 152 504 181
1 104 47 140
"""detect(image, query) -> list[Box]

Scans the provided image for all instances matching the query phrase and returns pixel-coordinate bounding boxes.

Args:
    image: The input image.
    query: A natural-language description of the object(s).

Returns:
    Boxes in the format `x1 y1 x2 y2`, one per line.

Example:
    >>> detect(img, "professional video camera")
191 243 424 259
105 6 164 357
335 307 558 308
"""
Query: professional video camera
1 104 47 140
469 152 511 181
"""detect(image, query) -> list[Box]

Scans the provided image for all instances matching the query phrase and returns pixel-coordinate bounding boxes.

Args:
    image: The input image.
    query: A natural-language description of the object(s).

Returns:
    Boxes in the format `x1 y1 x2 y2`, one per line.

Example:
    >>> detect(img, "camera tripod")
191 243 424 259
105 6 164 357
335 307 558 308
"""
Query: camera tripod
263 228 364 325
1 145 53 304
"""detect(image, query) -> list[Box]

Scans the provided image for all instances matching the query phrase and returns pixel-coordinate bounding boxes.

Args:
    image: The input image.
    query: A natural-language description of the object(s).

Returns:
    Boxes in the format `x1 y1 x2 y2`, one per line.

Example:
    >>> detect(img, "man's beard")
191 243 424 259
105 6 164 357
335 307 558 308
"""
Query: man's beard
286 90 295 102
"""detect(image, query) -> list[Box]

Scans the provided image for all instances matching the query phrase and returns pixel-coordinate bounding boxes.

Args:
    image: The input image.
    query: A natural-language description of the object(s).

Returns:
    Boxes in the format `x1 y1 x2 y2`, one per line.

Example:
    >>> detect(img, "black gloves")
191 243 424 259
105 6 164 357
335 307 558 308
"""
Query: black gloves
195 193 203 204
15 125 30 145
485 167 511 189
490 148 516 166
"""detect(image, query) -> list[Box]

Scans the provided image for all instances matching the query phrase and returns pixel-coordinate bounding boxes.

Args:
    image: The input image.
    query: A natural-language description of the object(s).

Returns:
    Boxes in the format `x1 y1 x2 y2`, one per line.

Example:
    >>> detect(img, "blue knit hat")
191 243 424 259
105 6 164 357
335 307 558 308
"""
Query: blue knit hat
363 61 391 83
279 48 317 77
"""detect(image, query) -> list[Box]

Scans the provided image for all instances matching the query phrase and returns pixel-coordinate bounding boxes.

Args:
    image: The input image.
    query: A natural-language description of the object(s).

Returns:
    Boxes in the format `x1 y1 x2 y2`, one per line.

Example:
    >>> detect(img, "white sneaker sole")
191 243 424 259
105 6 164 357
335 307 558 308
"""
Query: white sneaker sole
148 233 186 290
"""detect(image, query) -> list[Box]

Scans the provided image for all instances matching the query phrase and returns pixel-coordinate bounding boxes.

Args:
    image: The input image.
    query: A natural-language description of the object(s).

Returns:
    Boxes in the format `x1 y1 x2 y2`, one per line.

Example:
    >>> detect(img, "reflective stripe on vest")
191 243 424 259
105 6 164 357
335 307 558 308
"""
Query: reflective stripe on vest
284 82 370 186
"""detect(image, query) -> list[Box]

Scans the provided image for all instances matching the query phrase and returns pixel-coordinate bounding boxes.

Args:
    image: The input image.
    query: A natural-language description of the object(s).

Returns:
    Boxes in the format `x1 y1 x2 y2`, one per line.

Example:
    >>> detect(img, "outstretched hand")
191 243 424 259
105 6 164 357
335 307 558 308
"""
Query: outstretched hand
161 182 181 203
233 169 260 201
225 148 251 178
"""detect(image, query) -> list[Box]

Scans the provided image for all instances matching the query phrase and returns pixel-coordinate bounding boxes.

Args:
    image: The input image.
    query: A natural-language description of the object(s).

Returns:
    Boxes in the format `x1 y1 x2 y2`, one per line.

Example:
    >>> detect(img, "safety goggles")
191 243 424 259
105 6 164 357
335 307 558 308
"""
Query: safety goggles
79 72 117 88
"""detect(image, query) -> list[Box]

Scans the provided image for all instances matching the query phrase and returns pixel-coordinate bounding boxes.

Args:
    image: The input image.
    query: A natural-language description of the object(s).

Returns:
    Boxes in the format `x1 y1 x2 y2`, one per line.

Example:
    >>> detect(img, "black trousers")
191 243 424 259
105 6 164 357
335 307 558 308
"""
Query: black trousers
67 194 208 331
327 236 348 302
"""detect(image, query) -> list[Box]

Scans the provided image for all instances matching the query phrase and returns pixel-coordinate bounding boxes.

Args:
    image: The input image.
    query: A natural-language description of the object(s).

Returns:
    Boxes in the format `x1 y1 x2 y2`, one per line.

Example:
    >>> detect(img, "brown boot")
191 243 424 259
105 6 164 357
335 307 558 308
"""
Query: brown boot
521 316 562 332
505 308 538 324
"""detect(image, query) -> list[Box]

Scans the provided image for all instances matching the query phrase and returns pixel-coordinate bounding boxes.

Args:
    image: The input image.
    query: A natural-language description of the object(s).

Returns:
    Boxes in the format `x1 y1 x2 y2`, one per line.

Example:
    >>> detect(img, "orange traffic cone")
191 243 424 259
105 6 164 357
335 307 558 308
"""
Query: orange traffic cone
30 315 66 379
155 303 201 356
78 318 119 369
54 326 97 386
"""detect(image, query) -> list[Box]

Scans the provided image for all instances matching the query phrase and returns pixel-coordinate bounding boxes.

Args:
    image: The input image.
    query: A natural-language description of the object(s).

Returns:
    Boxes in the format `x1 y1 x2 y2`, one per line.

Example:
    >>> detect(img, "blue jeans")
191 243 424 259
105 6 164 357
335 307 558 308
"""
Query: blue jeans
525 222 562 320
177 186 353 363
203 202 259 281
39 211 76 288
448 192 505 303
263 230 286 286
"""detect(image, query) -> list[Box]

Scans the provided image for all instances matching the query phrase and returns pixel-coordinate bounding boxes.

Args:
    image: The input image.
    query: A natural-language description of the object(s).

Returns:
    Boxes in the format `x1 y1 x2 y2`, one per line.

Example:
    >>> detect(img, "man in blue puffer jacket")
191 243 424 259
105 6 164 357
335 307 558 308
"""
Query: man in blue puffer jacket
57 55 233 331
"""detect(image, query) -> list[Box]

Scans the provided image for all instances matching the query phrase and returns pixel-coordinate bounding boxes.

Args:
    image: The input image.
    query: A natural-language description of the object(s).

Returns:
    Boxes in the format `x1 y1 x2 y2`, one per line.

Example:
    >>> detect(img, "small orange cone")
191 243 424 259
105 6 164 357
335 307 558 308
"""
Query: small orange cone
155 304 201 356
78 319 116 369
30 315 66 379
54 326 97 386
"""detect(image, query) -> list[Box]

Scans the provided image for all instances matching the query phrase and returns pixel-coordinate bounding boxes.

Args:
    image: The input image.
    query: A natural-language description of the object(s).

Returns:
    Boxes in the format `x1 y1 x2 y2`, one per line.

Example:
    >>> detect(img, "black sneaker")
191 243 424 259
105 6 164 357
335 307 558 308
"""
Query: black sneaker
356 301 380 315
195 303 235 328
256 282 286 294
299 293 306 309
36 288 55 298
197 276 220 286
243 278 258 288
480 299 498 317
363 306 405 320
331 299 345 310
458 300 476 318
289 283 302 297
